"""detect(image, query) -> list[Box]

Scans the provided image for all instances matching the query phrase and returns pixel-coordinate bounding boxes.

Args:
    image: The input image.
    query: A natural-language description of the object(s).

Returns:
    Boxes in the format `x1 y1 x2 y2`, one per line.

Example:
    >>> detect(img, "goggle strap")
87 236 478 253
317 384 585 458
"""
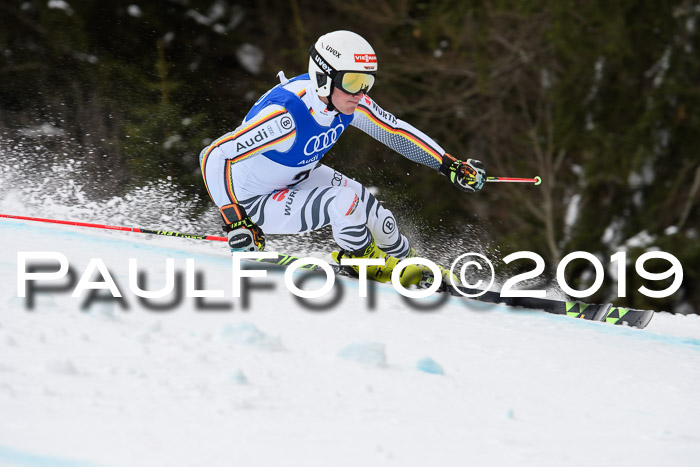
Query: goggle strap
309 46 337 79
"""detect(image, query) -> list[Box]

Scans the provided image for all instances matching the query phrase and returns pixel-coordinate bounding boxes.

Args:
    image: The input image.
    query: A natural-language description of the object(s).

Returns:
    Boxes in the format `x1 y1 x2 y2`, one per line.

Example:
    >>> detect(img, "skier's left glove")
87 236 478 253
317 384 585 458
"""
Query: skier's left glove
439 153 486 193
220 204 266 252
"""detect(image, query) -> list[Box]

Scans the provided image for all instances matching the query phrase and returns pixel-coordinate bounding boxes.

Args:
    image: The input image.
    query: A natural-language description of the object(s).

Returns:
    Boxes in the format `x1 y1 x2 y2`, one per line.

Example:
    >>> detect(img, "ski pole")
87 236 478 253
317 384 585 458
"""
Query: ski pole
486 176 542 185
0 213 227 242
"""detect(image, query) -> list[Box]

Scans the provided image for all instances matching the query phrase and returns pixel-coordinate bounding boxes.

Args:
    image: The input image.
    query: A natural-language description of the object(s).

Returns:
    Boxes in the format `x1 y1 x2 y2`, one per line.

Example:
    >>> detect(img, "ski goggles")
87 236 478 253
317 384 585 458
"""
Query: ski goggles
332 71 375 95
310 46 376 95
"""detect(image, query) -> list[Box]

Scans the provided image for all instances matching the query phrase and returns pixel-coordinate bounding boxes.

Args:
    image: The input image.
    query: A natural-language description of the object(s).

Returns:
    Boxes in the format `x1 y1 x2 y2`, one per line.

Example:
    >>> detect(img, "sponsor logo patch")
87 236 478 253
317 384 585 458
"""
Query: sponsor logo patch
325 45 341 58
228 233 252 248
354 53 377 63
280 116 293 130
236 128 269 153
303 123 344 156
272 189 290 202
331 171 344 187
297 155 320 166
345 194 359 216
371 101 397 125
314 53 333 74
382 217 396 234
284 190 297 215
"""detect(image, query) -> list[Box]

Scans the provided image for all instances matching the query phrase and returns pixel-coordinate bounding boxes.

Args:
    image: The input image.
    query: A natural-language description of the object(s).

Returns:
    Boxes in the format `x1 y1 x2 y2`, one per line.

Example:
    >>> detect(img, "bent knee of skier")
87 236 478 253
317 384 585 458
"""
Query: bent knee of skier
330 187 366 224
329 188 373 251
366 204 411 258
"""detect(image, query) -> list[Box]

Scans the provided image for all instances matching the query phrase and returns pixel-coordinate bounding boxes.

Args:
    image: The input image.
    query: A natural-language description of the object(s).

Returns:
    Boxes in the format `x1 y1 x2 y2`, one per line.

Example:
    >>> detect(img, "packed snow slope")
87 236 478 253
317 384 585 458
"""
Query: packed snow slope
1 219 700 467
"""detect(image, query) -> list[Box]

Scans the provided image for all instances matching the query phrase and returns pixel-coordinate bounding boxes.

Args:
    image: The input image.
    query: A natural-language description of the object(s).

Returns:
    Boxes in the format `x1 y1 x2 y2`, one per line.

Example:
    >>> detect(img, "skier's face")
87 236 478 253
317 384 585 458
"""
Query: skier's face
331 87 365 115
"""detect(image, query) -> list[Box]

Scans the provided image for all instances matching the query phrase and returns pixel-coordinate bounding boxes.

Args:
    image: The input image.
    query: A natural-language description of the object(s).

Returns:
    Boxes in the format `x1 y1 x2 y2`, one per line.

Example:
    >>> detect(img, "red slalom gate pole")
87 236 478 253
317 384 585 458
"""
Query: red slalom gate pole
0 213 227 242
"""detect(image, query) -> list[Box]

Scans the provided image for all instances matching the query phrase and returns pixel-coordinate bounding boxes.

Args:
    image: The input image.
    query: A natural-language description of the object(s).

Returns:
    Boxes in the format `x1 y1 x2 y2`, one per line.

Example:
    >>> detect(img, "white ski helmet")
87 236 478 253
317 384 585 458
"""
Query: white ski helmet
308 30 378 98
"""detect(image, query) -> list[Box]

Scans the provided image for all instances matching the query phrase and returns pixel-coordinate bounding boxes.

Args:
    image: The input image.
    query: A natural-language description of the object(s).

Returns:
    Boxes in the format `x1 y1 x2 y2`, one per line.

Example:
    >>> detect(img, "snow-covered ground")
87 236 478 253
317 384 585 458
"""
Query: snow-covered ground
0 150 698 466
1 213 700 467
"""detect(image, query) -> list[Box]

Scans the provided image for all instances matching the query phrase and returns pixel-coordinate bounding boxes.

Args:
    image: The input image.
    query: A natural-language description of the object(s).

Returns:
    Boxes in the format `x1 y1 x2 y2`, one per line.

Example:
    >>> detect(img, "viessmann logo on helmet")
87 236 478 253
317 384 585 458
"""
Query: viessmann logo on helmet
354 54 377 63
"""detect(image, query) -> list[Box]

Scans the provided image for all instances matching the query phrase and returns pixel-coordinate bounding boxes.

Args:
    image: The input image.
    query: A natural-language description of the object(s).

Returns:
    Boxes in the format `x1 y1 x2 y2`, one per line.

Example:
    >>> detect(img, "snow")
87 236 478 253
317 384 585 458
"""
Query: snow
236 44 264 75
665 225 679 235
562 192 581 239
0 151 698 466
1 213 700 466
646 46 672 89
184 1 244 33
47 0 72 15
17 123 66 137
127 5 142 18
625 230 657 248
185 3 226 26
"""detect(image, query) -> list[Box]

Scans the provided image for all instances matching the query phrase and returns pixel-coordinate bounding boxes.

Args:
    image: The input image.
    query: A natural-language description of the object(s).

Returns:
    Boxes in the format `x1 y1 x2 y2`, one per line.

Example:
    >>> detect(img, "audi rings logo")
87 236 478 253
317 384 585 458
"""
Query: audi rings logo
331 171 344 186
304 124 344 156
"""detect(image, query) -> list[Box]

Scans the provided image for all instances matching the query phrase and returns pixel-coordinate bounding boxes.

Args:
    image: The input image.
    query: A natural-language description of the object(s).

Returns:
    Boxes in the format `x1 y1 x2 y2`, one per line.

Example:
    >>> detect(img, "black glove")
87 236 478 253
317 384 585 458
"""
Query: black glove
220 204 266 252
439 153 486 193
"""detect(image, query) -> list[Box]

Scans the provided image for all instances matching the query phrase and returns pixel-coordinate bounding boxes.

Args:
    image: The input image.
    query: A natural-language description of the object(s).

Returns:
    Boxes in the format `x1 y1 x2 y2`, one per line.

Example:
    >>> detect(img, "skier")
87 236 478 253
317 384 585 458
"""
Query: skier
200 30 485 283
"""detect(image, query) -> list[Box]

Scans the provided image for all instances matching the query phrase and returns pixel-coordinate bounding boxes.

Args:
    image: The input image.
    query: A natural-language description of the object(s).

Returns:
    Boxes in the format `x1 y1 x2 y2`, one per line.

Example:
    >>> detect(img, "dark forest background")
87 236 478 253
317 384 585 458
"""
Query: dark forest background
1 0 698 314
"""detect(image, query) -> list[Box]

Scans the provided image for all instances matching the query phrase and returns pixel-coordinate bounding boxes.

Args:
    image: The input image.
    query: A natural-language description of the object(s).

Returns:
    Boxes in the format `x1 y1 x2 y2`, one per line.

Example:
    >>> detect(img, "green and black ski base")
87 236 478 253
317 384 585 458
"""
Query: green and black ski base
450 287 654 329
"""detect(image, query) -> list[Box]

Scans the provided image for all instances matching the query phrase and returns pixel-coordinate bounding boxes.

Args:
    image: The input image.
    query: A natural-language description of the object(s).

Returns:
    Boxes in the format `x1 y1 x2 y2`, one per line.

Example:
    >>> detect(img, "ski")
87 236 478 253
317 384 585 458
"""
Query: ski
449 287 654 329
252 253 655 329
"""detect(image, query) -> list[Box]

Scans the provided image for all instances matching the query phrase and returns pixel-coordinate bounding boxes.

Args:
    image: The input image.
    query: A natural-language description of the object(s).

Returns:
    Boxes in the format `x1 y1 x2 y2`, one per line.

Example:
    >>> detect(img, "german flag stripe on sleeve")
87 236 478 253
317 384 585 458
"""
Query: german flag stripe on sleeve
225 160 238 204
229 130 297 164
200 109 288 173
355 105 442 163
200 108 291 202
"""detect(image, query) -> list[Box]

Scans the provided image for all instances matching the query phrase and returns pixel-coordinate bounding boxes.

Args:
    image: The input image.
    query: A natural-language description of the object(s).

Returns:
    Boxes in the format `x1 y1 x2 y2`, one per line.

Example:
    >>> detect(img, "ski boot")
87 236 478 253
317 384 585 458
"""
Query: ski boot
406 247 461 289
332 240 423 288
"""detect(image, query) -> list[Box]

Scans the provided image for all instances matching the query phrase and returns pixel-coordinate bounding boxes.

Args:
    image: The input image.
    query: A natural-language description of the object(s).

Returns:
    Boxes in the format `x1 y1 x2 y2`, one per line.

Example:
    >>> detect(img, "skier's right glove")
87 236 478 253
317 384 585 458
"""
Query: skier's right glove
439 153 486 193
220 204 266 252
